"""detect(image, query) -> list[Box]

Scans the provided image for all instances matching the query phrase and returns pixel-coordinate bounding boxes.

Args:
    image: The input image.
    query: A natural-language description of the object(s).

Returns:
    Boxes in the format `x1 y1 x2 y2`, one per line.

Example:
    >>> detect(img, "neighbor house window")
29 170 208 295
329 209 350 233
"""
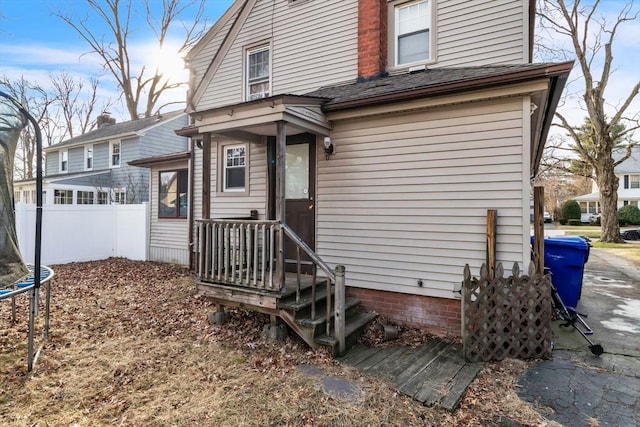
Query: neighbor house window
110 141 121 167
60 150 68 173
159 169 188 218
54 189 73 205
97 191 109 205
390 0 432 67
630 175 640 189
77 191 94 204
246 45 270 101
85 145 93 170
113 190 126 204
223 145 247 192
15 191 21 203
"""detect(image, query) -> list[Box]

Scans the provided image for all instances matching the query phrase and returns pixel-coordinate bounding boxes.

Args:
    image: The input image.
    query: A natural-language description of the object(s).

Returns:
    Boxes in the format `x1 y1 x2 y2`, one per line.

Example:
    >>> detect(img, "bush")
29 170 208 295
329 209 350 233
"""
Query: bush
561 200 582 221
568 219 582 226
618 205 640 225
559 218 568 225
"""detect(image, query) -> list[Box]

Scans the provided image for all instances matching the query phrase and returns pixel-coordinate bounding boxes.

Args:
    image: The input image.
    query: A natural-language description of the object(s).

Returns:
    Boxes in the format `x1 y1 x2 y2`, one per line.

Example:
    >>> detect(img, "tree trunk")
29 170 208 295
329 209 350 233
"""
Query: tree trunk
596 158 623 243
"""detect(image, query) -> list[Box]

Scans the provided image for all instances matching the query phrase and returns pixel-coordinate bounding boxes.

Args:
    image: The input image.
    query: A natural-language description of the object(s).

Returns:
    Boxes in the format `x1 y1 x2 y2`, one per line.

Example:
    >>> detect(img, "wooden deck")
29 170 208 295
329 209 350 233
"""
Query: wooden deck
339 339 483 411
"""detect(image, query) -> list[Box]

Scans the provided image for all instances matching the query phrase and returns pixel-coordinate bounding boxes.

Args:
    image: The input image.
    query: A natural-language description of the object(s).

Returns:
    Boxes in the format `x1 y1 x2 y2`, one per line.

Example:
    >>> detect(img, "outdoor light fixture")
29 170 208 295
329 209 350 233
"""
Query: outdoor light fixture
323 136 334 160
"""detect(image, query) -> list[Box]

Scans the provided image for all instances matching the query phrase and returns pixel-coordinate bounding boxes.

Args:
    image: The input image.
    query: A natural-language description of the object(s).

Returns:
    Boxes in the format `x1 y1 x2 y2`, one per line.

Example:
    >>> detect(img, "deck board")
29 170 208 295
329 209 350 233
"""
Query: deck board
340 339 482 411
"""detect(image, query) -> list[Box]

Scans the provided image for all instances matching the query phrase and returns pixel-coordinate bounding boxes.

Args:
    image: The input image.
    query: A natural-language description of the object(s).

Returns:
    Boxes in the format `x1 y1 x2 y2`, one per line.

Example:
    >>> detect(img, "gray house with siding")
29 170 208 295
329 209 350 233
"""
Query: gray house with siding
40 112 188 206
142 0 571 348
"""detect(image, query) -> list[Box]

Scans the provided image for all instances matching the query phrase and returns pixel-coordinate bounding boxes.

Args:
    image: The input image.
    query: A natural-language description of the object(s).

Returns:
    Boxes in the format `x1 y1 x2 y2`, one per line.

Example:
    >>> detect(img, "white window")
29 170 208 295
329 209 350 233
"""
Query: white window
85 145 93 170
97 191 109 205
630 175 640 189
223 145 247 192
54 189 73 205
110 141 121 168
113 189 126 204
393 0 432 66
246 45 270 101
15 191 21 203
77 191 95 204
60 150 68 173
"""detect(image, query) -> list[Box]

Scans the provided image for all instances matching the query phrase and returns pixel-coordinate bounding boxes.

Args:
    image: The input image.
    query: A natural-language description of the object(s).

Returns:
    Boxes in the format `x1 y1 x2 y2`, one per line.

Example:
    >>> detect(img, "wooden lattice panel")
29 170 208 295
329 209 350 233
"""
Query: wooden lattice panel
462 262 553 362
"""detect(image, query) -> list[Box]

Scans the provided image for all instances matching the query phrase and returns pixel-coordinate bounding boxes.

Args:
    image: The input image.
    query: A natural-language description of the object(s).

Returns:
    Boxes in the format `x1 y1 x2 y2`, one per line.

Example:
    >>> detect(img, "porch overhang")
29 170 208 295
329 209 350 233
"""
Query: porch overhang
176 94 332 142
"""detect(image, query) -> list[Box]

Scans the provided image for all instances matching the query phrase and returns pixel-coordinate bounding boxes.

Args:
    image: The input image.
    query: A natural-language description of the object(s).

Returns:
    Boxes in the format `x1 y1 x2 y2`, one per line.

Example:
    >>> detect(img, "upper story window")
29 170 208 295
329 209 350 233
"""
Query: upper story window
60 150 68 173
159 169 188 218
624 175 640 189
390 0 433 67
85 145 93 170
246 45 270 101
222 144 247 192
110 141 121 168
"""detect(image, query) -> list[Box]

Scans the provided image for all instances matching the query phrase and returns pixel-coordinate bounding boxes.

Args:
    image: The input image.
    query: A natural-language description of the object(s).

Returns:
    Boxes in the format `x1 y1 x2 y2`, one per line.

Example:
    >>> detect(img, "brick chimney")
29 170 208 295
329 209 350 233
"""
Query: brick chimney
96 112 116 128
358 0 387 81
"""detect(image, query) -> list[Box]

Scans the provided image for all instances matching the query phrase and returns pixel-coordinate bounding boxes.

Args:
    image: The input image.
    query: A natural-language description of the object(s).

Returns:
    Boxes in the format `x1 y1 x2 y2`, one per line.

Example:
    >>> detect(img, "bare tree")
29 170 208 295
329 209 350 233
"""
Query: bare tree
537 0 640 242
50 72 111 138
57 0 207 120
0 76 55 180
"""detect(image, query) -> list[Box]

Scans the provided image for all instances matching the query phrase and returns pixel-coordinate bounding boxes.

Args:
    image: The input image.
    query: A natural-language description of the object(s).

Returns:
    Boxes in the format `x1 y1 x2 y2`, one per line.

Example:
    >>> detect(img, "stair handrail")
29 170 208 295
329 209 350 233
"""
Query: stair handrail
281 224 335 282
282 224 345 354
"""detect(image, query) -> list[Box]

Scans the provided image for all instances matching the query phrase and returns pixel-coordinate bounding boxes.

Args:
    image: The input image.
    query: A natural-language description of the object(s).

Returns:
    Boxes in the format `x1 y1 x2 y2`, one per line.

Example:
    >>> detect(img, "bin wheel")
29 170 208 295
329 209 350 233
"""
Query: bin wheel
589 344 604 356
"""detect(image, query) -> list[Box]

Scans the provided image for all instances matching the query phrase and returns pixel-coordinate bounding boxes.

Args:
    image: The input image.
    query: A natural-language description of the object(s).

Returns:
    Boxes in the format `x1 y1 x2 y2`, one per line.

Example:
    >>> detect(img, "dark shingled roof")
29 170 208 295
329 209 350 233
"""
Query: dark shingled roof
46 110 185 150
304 63 569 110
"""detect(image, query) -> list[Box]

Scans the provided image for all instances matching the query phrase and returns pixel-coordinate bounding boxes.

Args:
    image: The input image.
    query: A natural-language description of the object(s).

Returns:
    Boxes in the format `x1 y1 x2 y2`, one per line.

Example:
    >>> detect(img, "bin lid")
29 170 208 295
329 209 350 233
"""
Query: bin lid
531 235 590 250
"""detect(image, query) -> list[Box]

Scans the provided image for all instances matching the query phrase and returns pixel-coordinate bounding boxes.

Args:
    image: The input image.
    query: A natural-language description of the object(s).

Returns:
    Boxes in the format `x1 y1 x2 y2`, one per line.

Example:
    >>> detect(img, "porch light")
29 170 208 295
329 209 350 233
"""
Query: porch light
323 136 334 160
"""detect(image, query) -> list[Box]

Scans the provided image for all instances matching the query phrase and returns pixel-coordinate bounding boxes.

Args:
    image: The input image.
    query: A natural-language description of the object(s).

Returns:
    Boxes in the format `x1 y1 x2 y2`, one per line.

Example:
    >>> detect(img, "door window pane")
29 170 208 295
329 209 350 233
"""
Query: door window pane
286 144 309 199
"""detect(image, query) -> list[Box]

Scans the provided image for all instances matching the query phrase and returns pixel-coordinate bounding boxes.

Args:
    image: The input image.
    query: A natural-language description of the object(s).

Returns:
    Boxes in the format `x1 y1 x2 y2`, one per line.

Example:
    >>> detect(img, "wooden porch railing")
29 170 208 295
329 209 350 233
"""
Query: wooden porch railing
196 219 280 290
195 219 346 354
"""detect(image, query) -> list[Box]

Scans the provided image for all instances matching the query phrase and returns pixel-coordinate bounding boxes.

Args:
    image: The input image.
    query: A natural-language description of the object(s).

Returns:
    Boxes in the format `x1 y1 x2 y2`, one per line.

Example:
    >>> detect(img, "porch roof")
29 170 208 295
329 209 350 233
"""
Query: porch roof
128 151 191 168
176 95 331 142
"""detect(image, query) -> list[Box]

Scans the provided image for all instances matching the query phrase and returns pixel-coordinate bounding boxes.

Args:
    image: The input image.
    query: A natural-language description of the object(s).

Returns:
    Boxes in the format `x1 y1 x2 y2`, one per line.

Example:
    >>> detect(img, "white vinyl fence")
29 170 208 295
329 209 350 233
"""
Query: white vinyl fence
15 203 149 265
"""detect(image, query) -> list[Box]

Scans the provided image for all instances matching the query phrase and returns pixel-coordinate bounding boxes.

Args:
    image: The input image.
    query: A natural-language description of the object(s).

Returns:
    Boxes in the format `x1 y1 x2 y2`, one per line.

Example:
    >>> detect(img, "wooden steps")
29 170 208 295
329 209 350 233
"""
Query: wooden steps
277 279 376 356
198 273 377 356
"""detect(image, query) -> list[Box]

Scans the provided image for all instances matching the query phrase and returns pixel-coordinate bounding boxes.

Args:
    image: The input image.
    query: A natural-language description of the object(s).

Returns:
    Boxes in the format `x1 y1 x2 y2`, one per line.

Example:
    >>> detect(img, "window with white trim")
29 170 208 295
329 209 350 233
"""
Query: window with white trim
85 145 93 170
15 191 21 203
60 150 68 173
630 175 640 189
113 190 126 204
222 145 247 192
246 45 270 101
110 141 121 167
97 191 109 205
159 169 188 218
77 191 95 204
390 0 432 67
54 189 73 205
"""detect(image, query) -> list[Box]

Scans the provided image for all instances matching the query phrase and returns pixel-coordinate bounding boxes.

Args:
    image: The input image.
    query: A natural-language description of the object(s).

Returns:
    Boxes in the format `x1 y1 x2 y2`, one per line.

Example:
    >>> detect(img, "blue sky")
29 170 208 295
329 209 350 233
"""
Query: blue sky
1 0 639 136
0 0 235 120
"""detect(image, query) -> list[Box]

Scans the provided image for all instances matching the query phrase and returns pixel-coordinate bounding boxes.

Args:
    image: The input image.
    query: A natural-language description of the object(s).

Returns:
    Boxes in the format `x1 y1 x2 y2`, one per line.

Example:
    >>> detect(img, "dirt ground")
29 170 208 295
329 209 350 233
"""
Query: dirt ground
1 258 557 426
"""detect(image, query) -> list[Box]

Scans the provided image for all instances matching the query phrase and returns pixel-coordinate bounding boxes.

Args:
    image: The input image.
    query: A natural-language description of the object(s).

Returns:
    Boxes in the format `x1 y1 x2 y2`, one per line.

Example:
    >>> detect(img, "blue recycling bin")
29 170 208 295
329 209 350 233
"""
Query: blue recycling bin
531 236 590 308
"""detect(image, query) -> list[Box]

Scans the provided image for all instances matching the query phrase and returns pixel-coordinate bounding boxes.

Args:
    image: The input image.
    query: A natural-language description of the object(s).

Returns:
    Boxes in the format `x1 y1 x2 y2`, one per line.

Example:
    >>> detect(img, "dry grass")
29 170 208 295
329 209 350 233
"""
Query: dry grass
1 258 555 426
592 243 640 263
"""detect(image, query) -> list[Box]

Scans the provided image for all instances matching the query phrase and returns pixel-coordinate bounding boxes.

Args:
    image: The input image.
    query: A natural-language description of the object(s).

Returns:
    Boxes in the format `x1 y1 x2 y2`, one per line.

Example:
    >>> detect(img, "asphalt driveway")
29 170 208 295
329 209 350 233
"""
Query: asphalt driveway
518 247 640 427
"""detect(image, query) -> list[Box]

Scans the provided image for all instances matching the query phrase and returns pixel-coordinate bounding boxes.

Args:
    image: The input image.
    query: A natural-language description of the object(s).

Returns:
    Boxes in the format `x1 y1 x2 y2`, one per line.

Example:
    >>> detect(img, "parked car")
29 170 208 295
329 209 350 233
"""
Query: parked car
581 213 600 224
620 228 640 241
543 212 553 223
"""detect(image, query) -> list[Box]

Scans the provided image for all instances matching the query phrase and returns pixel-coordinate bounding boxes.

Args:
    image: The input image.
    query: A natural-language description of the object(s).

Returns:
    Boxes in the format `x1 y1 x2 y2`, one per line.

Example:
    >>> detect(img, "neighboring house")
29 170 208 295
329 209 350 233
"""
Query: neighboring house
575 148 640 216
37 111 188 206
139 0 570 347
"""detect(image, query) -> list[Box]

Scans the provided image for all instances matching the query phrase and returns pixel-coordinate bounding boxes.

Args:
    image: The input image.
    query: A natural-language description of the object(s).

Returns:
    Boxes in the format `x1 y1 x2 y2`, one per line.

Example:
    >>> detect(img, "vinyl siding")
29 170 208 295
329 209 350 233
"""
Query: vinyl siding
196 0 358 111
316 97 527 299
139 115 189 158
209 139 268 219
45 151 58 175
149 160 189 265
433 0 526 67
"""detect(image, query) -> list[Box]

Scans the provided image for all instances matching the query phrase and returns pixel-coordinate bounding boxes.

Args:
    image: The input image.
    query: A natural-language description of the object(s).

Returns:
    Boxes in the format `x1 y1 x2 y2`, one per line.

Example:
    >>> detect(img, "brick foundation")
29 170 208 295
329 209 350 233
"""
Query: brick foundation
347 287 461 338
